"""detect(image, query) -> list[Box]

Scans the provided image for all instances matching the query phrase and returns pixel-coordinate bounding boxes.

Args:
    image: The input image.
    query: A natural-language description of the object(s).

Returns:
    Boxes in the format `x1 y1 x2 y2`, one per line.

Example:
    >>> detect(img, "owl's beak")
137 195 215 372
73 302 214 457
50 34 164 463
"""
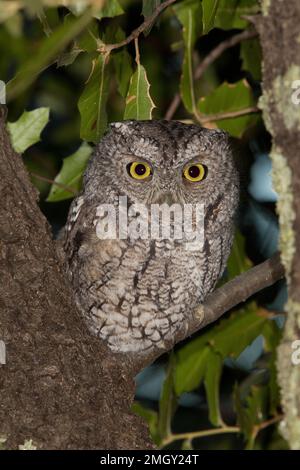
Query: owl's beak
149 190 180 205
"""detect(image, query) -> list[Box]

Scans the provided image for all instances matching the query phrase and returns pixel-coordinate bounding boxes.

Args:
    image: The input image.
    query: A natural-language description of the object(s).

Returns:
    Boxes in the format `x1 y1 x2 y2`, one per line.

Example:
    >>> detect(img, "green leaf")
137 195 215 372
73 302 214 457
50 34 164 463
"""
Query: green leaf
113 49 133 98
175 304 267 395
94 0 124 20
78 54 110 143
174 0 203 113
142 0 163 36
198 79 258 137
226 230 253 280
210 304 266 358
202 0 221 34
47 142 92 202
76 19 100 52
7 107 49 153
6 9 93 101
240 37 262 81
142 0 163 18
56 48 82 67
112 29 133 98
175 344 211 395
132 402 160 445
204 350 223 426
124 64 155 120
234 383 268 449
214 0 260 30
158 354 177 440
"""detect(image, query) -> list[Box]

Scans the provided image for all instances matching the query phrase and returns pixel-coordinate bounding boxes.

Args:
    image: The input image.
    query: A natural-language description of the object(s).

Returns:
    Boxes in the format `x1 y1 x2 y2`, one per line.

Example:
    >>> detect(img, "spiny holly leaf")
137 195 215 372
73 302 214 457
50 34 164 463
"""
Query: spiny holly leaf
78 54 110 142
47 142 92 202
132 402 160 445
198 79 258 137
158 354 177 441
240 37 262 81
202 0 220 34
214 0 260 30
204 350 223 426
124 64 155 120
142 0 163 36
7 107 49 153
174 0 203 113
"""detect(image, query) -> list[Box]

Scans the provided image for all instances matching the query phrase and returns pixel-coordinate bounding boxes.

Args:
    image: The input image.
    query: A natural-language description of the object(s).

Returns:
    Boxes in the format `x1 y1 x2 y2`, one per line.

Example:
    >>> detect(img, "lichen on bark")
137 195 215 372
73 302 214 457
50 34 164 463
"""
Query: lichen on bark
259 0 300 449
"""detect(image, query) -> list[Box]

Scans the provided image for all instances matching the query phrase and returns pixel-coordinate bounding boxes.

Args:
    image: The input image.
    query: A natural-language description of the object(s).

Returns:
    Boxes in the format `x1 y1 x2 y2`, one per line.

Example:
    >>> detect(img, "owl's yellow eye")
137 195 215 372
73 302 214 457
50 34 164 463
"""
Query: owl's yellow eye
127 161 152 180
183 163 207 182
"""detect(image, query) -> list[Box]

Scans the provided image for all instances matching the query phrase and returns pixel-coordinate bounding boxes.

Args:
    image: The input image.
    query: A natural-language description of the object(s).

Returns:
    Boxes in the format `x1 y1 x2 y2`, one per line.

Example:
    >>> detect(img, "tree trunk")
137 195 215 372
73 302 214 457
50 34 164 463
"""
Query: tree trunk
258 0 300 449
0 105 153 450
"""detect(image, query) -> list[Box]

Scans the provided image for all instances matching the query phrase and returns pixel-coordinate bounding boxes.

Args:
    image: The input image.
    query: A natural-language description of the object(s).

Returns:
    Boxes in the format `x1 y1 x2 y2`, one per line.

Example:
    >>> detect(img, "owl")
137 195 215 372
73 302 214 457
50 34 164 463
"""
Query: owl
63 120 239 354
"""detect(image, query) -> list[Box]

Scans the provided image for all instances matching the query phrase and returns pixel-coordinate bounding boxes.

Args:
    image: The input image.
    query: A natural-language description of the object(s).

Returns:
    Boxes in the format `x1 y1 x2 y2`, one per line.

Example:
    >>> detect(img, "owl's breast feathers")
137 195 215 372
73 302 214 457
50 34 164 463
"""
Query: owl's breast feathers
64 199 231 353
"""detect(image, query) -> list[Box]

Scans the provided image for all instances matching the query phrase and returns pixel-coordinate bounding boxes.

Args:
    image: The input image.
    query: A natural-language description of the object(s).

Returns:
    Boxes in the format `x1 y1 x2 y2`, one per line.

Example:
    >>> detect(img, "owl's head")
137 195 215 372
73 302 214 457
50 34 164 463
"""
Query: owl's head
83 120 239 207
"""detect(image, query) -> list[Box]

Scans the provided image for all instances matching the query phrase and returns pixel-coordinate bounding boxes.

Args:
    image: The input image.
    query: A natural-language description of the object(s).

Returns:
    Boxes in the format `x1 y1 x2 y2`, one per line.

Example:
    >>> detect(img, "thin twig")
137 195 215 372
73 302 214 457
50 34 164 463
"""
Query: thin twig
254 414 284 434
195 106 260 125
134 38 140 65
29 171 77 196
161 426 240 447
161 414 283 447
195 29 258 81
98 0 177 54
165 29 258 120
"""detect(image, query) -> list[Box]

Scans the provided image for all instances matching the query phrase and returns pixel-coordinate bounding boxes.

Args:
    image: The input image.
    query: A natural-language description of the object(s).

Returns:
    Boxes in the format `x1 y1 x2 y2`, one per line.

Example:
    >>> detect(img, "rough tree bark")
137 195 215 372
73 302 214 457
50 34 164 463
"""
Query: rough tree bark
257 0 300 450
0 105 153 450
0 99 285 448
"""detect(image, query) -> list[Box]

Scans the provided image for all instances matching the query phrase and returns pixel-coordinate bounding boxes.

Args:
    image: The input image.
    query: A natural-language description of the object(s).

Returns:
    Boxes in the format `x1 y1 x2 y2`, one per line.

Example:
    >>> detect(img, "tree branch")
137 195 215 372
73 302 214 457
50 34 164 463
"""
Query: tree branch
191 253 285 335
161 413 283 447
195 106 260 125
0 105 153 450
99 0 177 54
165 28 258 120
137 253 285 370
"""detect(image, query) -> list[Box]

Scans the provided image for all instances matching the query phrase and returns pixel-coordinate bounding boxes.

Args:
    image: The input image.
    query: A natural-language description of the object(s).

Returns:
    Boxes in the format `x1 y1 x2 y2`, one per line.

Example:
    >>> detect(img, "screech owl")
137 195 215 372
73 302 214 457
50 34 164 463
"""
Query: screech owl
63 120 239 354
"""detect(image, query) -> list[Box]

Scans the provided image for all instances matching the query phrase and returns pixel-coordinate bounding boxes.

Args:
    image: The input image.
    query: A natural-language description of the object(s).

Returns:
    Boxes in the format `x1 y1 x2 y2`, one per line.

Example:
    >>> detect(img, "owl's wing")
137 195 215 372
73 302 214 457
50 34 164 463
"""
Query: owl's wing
62 194 96 267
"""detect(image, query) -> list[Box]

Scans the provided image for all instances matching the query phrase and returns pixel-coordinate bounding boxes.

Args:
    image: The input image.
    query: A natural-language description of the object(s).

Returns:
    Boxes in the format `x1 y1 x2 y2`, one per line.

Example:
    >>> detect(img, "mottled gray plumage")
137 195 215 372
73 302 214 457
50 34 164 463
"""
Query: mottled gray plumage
63 120 239 353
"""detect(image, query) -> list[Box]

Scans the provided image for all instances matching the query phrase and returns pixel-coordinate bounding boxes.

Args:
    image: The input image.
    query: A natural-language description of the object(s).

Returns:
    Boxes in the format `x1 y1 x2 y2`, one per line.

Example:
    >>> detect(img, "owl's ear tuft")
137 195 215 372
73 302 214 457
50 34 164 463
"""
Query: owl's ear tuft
110 121 134 134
